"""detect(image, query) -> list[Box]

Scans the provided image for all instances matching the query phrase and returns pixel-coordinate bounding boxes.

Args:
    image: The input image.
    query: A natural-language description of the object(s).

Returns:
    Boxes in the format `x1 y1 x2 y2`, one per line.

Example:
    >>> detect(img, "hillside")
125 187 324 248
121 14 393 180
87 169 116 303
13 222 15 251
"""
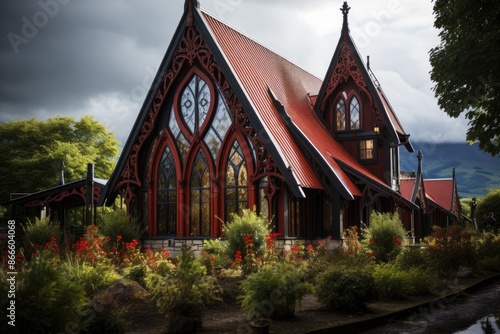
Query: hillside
400 142 500 199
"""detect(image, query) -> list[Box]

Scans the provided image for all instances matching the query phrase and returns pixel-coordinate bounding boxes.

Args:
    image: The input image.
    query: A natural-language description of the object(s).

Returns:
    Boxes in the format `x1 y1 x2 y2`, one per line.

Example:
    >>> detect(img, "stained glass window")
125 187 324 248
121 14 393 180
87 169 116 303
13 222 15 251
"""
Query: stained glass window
190 151 210 236
157 147 176 235
181 75 211 134
169 106 190 165
225 141 248 218
335 99 346 131
350 96 360 130
204 89 231 159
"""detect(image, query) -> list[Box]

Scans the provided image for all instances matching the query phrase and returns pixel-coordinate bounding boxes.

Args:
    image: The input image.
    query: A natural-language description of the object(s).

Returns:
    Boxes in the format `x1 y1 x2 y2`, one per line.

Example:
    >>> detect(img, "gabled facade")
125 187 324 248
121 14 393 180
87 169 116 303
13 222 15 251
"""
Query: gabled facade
103 0 419 245
400 151 462 241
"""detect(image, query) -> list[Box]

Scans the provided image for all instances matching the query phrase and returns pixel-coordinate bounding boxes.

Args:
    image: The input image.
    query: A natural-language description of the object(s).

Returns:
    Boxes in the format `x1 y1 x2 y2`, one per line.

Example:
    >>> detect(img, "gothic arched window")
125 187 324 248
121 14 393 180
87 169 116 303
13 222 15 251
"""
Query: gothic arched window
349 96 360 130
334 94 362 131
157 146 176 235
225 141 248 218
190 150 210 236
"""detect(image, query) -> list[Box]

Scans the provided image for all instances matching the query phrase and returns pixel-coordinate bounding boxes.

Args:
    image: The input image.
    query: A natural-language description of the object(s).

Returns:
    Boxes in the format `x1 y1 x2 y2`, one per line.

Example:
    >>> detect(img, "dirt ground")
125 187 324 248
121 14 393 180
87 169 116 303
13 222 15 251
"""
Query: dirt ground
120 275 499 334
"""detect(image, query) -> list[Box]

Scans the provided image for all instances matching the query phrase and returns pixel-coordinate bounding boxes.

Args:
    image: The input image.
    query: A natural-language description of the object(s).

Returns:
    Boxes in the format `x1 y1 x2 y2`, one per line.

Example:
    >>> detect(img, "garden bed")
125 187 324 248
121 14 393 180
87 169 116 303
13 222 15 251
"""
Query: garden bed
122 274 499 334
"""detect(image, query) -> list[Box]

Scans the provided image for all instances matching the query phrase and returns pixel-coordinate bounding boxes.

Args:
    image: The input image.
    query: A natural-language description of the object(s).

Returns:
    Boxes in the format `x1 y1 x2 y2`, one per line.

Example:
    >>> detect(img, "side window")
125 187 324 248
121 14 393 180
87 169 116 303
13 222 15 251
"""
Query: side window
359 139 375 161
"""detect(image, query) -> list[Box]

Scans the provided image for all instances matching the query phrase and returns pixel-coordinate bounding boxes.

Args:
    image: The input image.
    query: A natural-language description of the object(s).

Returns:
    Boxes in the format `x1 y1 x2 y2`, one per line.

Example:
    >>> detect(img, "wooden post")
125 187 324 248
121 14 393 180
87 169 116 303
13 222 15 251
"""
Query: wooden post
85 163 94 226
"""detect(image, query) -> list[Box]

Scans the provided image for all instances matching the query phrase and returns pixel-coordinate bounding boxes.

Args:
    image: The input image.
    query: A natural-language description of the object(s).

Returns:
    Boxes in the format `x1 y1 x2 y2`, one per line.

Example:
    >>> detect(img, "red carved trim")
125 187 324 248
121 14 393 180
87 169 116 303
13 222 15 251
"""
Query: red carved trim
25 184 103 208
118 25 284 211
322 45 373 110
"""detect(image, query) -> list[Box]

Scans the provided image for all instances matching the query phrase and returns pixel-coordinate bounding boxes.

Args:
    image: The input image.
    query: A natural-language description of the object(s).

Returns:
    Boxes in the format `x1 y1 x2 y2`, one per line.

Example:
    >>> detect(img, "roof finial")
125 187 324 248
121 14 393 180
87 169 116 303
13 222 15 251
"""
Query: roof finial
185 0 200 27
341 2 351 28
59 160 65 186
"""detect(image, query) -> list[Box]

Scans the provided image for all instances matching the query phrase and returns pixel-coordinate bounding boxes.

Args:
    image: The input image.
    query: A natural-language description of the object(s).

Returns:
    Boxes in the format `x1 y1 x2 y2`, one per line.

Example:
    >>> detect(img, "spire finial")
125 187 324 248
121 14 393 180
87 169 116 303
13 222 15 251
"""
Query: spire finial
341 2 351 28
59 160 65 186
185 0 200 27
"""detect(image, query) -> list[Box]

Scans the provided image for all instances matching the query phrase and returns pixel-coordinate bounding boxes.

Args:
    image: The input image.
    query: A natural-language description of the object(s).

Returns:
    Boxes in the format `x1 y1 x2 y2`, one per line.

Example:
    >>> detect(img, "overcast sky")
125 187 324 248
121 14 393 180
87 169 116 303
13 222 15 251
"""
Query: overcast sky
0 0 469 147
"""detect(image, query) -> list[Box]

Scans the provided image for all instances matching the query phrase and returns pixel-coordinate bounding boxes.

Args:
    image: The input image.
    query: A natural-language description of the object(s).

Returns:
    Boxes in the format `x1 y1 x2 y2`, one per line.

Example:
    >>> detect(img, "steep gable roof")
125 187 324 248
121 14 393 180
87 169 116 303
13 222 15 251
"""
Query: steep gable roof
424 179 455 212
314 2 413 152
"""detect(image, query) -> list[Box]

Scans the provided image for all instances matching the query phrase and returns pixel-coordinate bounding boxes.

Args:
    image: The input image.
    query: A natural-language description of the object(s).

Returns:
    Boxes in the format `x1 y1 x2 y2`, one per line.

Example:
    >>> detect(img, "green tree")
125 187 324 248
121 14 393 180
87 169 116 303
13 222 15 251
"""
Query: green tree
0 116 119 203
475 188 500 228
429 0 500 156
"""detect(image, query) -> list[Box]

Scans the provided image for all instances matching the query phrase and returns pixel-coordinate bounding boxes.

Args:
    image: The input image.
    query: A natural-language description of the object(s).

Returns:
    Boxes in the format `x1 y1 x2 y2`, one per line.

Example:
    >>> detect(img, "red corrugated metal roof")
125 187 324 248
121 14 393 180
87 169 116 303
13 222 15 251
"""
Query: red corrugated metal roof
201 10 404 198
202 11 324 189
400 178 416 201
424 179 453 211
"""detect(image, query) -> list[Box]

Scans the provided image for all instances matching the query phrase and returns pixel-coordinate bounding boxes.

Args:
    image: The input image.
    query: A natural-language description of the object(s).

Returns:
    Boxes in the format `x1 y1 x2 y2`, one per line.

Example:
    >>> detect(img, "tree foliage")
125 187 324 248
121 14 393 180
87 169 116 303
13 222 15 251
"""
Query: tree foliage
429 0 500 156
475 188 500 227
0 116 119 203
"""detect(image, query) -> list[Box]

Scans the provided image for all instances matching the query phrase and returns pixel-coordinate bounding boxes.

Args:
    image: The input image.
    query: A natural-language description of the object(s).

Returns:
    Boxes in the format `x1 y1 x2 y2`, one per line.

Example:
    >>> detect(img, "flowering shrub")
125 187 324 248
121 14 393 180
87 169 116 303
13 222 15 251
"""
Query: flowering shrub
362 212 407 263
97 209 143 243
22 217 62 259
422 225 478 274
222 209 271 260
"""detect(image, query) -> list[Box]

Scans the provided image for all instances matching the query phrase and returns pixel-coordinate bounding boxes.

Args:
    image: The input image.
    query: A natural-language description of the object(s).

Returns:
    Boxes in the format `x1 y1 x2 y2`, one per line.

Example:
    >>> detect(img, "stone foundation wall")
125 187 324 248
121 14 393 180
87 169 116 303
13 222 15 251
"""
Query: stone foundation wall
142 237 343 256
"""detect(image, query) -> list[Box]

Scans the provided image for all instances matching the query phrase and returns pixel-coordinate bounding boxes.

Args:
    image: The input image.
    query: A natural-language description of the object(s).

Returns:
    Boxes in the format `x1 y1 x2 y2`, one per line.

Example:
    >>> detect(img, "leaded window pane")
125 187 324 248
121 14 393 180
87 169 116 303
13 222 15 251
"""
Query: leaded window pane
157 147 176 235
258 178 269 219
190 151 210 236
181 77 197 133
204 89 231 160
225 141 248 218
198 80 210 127
350 96 360 130
180 75 211 134
336 99 346 131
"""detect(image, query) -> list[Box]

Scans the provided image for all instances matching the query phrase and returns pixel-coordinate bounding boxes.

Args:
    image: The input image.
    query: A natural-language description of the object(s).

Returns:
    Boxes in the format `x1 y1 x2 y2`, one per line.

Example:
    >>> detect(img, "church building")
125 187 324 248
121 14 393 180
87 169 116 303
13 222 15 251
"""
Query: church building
102 0 422 246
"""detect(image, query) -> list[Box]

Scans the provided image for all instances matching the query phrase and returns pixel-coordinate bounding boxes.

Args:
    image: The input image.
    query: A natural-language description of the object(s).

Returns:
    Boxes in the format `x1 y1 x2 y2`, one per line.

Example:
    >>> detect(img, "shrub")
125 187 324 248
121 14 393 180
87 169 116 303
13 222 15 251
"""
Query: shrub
394 245 430 270
222 209 271 260
422 225 477 274
315 268 376 312
362 212 407 263
97 209 143 243
239 263 312 319
475 188 500 228
149 245 219 333
373 262 437 299
199 238 230 271
63 254 121 297
23 217 62 256
16 251 87 333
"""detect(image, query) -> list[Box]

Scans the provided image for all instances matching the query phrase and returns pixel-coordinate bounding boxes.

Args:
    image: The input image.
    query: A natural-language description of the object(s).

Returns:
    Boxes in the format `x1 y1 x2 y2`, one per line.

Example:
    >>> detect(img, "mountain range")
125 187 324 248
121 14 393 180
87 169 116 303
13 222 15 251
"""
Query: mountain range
400 142 500 199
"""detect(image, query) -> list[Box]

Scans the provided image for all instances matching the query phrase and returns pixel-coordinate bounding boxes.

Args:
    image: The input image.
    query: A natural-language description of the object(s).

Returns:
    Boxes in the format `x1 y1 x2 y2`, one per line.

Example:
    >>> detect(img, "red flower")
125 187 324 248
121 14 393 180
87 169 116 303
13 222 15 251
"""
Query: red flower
116 235 122 241
210 256 216 262
292 245 299 253
235 250 242 262
369 238 375 245
244 234 254 245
